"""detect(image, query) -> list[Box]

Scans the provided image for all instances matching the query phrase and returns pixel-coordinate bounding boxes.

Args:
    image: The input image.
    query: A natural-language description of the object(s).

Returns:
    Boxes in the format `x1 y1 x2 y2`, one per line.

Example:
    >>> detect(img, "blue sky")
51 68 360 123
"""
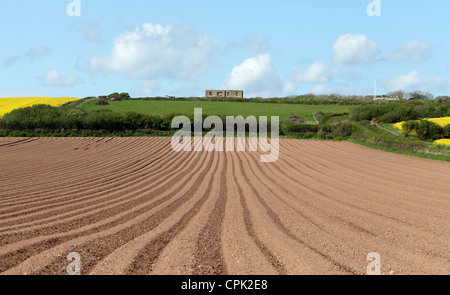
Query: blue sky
1 0 449 98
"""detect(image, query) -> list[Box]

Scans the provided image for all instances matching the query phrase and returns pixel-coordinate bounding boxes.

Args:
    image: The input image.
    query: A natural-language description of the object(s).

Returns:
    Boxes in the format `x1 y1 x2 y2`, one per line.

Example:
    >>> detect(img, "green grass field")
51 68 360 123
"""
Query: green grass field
81 100 353 121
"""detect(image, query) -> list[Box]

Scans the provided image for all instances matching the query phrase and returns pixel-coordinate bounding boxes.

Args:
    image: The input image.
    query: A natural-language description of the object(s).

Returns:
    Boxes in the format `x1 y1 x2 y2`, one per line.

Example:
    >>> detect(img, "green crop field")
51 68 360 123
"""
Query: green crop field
81 100 353 121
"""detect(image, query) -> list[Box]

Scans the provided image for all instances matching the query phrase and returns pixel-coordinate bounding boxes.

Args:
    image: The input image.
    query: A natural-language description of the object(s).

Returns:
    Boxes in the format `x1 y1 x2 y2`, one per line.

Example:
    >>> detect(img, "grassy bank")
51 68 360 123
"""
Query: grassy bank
80 99 353 121
347 139 450 162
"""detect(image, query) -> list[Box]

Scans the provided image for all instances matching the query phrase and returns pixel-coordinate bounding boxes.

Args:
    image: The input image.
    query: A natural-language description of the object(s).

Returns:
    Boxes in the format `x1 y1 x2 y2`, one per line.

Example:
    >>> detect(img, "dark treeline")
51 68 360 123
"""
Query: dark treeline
100 96 394 106
0 104 278 136
401 120 450 140
283 121 361 139
100 90 450 106
0 105 176 136
350 101 450 123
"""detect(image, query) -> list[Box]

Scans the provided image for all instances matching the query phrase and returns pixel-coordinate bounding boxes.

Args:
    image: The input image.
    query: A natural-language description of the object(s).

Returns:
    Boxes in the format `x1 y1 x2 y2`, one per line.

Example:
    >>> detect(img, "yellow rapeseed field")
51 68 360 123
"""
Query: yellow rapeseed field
434 139 450 146
393 117 450 146
0 97 80 117
394 116 450 130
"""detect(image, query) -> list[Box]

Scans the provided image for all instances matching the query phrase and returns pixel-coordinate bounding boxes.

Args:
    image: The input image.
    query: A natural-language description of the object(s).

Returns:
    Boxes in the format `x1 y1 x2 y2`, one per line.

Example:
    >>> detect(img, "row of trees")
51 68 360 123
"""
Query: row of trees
350 102 450 123
95 92 131 100
0 105 174 133
283 121 361 138
386 90 450 101
84 90 450 103
0 104 279 135
402 120 450 140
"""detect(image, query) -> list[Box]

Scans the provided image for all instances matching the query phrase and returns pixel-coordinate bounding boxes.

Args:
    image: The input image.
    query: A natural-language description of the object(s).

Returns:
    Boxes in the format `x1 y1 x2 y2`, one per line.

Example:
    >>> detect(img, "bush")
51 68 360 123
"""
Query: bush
401 120 419 138
415 120 443 140
0 104 171 134
121 112 148 130
284 124 319 134
332 121 361 137
350 105 385 121
119 92 131 100
443 125 450 138
350 102 449 123
319 124 334 135
108 92 120 99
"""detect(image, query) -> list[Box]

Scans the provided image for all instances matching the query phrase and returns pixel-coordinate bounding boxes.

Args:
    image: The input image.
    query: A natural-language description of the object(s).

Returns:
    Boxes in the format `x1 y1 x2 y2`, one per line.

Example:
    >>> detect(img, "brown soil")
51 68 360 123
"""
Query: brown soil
0 137 449 275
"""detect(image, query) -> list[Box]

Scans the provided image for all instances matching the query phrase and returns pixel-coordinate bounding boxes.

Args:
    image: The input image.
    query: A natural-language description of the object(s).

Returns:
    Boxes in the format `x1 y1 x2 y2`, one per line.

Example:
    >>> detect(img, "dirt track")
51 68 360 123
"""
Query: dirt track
0 137 449 275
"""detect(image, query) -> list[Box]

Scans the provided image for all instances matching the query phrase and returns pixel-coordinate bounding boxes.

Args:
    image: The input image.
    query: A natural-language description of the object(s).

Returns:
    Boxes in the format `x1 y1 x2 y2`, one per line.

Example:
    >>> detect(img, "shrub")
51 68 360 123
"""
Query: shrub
119 92 131 100
121 112 148 130
285 124 319 134
332 121 361 137
319 124 334 135
443 125 450 138
108 92 120 99
415 120 443 140
401 120 419 138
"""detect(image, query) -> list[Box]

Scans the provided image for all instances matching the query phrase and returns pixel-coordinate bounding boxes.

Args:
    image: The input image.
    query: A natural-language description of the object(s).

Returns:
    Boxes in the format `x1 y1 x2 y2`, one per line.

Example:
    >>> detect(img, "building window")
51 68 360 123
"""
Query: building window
236 92 240 96
209 92 212 96
227 92 230 96
217 92 223 96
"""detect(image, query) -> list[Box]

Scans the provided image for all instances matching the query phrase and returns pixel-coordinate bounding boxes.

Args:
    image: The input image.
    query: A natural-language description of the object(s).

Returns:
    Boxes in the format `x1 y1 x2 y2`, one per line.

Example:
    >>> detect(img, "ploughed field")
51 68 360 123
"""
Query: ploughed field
0 137 449 275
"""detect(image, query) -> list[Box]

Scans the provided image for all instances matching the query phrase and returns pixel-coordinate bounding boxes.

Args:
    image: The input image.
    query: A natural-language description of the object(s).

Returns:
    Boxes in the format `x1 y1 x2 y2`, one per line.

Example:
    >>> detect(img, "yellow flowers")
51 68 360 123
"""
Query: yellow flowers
394 117 450 130
0 97 80 117
434 139 450 146
428 116 450 127
394 117 450 146
393 121 404 131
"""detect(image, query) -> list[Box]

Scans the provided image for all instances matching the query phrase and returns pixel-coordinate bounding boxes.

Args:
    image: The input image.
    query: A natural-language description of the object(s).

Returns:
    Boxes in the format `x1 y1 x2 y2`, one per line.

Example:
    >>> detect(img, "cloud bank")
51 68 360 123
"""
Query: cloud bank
90 22 220 81
333 34 379 66
222 54 283 98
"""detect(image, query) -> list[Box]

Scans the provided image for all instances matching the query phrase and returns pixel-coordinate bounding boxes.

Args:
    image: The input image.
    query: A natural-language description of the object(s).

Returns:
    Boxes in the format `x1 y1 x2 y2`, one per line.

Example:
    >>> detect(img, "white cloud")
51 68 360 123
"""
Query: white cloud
383 40 432 62
3 45 51 68
222 54 283 98
222 35 271 57
310 85 332 94
335 85 373 96
3 55 22 68
25 46 51 61
332 33 379 66
90 22 220 81
39 70 85 87
243 35 270 54
335 66 361 80
84 20 102 42
291 61 333 84
286 62 362 95
282 81 297 94
131 80 161 96
385 70 447 92
311 84 372 96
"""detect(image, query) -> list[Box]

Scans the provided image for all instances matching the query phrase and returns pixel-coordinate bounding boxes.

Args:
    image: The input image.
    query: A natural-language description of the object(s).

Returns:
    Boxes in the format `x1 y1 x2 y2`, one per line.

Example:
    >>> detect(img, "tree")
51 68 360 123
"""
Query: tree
415 120 443 140
119 92 131 100
410 91 434 100
443 125 450 138
435 96 450 102
401 120 418 138
387 90 405 99
108 92 120 99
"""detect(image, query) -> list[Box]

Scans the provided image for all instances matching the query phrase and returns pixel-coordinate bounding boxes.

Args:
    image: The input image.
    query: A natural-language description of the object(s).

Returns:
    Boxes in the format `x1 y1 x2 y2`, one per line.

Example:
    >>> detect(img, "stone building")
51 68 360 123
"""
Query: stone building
205 90 244 98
